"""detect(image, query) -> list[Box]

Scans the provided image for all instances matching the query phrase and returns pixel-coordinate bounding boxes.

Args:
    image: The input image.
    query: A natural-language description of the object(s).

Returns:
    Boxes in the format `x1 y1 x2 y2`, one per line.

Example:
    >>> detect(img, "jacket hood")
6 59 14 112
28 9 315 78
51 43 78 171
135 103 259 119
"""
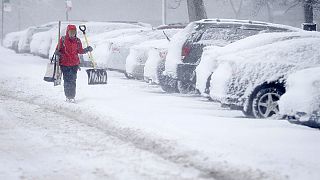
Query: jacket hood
66 24 77 38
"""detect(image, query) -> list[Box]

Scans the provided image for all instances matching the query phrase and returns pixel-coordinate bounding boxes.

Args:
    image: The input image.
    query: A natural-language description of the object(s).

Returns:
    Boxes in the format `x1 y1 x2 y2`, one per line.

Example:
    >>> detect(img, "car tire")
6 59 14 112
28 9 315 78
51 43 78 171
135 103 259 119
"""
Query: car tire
251 86 285 118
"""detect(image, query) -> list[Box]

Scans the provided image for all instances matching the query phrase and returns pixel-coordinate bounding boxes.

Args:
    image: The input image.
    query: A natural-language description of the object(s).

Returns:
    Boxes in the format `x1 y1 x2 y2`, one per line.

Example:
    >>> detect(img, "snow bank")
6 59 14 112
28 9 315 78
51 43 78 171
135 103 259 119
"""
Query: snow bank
196 31 320 94
279 67 320 117
209 37 320 106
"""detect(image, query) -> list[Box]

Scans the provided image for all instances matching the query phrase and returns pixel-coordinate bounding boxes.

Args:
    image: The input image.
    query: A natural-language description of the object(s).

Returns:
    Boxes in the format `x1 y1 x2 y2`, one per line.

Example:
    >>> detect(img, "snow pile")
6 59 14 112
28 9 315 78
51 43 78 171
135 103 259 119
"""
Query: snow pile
209 37 320 106
125 39 170 76
196 32 320 94
164 22 195 77
279 67 320 117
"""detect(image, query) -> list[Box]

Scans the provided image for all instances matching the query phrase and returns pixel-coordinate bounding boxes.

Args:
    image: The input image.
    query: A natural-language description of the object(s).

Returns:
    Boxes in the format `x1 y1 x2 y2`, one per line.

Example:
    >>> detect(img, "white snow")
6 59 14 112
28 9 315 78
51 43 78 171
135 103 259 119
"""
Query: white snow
163 23 195 78
196 31 320 94
1 45 320 180
279 67 320 117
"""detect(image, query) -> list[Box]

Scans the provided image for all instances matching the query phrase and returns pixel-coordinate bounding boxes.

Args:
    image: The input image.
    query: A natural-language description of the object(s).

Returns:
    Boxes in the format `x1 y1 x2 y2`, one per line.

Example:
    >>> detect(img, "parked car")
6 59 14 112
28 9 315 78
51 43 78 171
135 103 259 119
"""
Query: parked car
17 23 57 53
196 31 315 97
125 24 184 80
208 33 320 118
279 67 320 128
125 39 171 80
3 30 26 52
161 19 301 93
100 27 181 75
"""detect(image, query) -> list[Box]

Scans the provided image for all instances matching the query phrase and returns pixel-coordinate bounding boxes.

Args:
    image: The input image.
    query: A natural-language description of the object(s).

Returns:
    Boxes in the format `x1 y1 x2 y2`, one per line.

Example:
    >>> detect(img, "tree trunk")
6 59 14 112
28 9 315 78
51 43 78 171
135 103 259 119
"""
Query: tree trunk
187 0 207 22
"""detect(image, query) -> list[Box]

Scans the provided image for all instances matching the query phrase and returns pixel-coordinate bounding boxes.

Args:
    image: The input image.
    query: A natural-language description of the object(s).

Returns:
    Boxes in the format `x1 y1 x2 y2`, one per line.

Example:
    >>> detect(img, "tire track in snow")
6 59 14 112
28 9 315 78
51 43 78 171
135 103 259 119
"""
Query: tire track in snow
0 95 208 180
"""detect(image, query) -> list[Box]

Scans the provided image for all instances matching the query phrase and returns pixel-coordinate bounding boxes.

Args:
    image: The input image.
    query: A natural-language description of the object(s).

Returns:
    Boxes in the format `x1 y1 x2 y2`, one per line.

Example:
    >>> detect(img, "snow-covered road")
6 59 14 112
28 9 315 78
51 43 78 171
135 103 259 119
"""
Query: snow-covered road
0 46 320 180
0 95 205 180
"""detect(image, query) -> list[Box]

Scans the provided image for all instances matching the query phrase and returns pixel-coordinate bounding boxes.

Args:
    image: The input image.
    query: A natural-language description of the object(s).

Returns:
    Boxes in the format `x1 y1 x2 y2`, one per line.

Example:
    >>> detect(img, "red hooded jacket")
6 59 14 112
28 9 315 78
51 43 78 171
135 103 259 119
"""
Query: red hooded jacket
57 25 85 66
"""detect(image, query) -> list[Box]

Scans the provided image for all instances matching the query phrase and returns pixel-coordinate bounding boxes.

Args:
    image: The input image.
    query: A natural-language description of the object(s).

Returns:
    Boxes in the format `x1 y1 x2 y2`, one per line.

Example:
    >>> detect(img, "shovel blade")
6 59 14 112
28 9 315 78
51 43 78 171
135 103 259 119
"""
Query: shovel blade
86 69 107 85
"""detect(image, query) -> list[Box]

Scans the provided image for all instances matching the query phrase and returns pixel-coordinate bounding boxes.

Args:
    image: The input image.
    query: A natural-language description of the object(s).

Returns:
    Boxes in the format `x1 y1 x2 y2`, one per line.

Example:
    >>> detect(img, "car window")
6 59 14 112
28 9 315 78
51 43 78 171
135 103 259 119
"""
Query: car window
198 27 261 45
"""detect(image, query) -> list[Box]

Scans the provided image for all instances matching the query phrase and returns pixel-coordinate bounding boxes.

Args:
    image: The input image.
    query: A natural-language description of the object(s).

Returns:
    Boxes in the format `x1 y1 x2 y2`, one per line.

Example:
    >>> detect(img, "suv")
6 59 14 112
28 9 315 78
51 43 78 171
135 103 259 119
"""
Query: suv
160 19 300 93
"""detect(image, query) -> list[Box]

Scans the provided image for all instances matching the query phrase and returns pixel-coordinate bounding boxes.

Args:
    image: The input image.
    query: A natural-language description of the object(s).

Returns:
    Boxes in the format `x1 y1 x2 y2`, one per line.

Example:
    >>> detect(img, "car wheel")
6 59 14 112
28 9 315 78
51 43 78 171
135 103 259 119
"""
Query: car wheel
252 86 284 118
124 72 134 79
177 81 197 94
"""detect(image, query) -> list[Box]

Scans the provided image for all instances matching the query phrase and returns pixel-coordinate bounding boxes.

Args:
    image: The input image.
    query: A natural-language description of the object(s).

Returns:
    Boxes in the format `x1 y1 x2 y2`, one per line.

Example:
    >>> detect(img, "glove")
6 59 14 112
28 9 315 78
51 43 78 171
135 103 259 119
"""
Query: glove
84 46 93 53
77 65 81 71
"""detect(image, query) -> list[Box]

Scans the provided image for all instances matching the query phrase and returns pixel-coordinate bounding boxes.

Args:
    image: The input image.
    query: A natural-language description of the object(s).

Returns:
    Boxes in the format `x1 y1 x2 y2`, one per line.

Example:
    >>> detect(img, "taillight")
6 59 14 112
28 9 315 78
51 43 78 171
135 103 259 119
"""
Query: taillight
181 46 191 61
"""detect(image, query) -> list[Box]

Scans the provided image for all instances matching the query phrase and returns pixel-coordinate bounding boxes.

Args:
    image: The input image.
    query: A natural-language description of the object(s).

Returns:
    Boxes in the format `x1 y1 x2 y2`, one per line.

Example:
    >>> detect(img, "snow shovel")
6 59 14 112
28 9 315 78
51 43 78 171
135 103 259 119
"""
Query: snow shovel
79 25 107 85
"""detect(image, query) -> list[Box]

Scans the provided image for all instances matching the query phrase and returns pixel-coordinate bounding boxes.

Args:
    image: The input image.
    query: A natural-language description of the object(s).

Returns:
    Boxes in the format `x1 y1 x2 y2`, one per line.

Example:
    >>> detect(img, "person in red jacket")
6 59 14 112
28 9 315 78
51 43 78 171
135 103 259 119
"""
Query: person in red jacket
55 24 93 102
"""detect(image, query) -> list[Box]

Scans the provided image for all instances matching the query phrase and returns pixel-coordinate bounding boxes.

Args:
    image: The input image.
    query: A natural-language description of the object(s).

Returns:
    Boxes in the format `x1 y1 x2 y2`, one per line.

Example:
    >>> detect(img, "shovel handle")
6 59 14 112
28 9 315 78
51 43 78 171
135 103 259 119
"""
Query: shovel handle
79 25 86 34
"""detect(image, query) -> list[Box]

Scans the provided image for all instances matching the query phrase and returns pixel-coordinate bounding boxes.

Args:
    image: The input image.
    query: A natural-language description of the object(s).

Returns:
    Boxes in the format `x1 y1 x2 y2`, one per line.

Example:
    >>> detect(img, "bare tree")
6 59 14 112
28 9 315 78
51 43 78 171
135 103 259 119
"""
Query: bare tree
169 0 207 22
187 0 207 21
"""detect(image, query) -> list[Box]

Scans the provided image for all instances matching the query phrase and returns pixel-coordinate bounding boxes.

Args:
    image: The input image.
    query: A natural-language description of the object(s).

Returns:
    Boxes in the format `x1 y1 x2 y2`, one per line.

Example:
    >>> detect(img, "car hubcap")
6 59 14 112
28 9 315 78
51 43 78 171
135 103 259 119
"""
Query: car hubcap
258 92 280 118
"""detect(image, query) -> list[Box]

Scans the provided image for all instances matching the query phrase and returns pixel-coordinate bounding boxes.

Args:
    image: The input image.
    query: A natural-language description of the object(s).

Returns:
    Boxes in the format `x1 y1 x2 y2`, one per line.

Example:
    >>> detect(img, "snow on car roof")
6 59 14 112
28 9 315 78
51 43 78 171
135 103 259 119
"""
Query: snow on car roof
196 18 303 32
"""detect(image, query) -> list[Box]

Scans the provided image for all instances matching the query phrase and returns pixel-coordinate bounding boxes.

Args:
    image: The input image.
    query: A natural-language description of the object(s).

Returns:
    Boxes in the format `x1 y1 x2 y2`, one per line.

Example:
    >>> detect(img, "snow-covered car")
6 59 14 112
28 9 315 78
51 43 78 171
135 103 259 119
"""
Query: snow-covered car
161 19 301 93
196 31 317 97
17 23 57 53
99 28 180 74
87 28 149 68
3 30 26 52
125 25 184 80
208 34 320 118
125 39 171 80
279 67 320 128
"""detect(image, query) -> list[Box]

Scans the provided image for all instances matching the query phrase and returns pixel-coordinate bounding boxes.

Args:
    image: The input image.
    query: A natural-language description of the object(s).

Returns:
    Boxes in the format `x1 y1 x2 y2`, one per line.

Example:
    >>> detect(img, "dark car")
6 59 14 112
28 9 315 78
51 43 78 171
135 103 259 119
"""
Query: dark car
160 19 301 94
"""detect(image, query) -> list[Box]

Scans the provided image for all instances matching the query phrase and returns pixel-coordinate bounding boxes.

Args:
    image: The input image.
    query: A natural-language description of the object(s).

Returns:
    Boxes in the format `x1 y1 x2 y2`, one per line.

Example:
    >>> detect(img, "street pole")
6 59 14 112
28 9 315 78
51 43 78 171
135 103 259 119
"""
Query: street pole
302 0 316 31
66 10 69 21
1 0 4 46
162 0 167 25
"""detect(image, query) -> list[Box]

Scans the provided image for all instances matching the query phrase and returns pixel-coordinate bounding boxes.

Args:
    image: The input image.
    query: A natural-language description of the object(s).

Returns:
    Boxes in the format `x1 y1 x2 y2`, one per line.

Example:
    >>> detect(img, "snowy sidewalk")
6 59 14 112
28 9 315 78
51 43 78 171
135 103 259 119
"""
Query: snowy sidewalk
0 47 320 180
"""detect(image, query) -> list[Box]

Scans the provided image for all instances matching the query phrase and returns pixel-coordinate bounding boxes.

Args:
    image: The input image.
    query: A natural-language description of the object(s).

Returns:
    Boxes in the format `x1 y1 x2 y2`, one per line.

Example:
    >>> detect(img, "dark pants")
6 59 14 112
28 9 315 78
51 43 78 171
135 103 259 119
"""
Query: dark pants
60 65 78 99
